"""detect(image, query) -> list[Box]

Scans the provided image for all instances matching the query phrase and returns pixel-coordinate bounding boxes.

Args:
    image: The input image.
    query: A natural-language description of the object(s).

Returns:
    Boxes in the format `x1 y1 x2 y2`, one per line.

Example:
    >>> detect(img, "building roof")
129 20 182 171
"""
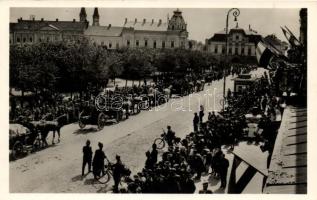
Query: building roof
207 27 261 43
84 25 123 37
123 20 168 32
10 19 88 32
264 107 307 194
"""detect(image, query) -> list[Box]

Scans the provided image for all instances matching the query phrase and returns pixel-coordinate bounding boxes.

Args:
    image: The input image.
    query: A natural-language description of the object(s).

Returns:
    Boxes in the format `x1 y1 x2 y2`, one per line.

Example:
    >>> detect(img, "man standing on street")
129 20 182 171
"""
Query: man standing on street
166 125 175 146
82 140 93 176
92 142 107 179
199 105 204 123
219 154 229 189
193 113 199 132
113 155 125 193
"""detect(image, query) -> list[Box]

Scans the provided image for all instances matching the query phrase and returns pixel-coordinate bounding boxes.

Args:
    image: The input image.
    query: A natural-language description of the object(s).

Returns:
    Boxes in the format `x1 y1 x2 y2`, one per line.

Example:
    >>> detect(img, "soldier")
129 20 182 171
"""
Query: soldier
199 182 213 193
82 140 93 176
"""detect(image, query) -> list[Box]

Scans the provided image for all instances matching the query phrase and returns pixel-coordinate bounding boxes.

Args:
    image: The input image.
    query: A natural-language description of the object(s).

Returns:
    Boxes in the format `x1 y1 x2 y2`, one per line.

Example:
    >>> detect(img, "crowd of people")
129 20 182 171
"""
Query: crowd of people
100 72 286 193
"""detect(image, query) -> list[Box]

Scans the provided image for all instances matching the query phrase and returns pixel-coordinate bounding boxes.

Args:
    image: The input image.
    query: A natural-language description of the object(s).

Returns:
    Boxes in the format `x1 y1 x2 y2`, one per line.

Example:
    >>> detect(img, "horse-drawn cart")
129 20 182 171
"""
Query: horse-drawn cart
78 98 124 130
9 123 41 160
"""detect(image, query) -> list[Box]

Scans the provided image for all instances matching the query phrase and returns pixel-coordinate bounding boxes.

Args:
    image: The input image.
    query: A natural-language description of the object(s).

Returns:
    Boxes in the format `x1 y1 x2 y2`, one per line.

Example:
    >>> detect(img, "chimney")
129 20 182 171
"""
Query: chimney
134 18 137 24
143 18 146 24
29 15 35 20
108 24 111 29
151 19 154 24
125 18 127 24
56 18 59 22
249 24 251 31
18 17 22 22
73 19 76 22
41 18 44 21
32 17 35 21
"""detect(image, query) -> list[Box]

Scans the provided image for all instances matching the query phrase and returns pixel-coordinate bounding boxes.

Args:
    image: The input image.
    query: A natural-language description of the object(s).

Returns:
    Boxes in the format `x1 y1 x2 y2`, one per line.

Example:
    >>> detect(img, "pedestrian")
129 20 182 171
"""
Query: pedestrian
199 105 204 123
166 125 175 146
112 155 125 193
219 154 229 189
82 140 93 176
199 182 213 193
92 142 107 179
150 143 158 165
145 151 153 169
193 113 199 132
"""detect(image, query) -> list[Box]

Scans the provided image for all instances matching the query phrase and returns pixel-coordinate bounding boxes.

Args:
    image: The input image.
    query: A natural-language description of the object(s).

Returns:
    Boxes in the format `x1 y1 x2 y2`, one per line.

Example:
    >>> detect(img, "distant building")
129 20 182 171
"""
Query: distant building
10 8 89 45
84 8 189 49
205 24 261 63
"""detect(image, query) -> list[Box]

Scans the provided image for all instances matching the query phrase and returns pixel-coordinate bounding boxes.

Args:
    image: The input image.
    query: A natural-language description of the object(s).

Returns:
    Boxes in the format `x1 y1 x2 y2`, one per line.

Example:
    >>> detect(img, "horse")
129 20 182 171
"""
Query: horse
39 114 68 145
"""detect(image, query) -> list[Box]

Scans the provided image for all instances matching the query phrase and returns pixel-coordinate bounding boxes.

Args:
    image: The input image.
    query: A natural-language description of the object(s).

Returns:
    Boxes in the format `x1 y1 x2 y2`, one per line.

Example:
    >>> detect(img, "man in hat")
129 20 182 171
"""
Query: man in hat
199 182 213 193
82 139 93 176
92 142 107 179
193 113 199 132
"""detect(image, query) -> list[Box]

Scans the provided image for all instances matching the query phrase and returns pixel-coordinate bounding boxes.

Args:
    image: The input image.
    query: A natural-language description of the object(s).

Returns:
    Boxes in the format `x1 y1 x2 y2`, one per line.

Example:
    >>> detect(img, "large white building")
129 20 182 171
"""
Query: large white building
84 8 189 49
205 24 262 63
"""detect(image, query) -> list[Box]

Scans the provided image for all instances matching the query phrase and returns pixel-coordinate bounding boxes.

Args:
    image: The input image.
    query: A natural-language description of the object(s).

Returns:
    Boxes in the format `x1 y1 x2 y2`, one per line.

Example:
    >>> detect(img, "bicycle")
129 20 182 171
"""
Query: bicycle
153 129 167 150
97 159 113 184
97 158 131 184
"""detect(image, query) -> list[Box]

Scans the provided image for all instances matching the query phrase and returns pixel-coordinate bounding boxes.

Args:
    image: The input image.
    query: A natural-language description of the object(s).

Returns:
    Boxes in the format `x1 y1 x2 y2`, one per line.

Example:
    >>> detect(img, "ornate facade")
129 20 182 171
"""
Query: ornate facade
84 8 189 49
205 24 262 62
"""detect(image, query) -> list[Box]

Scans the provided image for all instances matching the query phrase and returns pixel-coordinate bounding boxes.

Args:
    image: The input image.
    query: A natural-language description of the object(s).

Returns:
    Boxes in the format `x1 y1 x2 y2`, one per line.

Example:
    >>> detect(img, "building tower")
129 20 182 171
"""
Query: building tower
168 8 187 31
92 7 100 26
79 7 87 22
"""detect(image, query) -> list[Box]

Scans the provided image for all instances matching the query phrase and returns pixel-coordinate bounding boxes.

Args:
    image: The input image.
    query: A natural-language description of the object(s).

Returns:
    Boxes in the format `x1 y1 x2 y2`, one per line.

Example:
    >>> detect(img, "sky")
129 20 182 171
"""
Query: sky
10 8 301 43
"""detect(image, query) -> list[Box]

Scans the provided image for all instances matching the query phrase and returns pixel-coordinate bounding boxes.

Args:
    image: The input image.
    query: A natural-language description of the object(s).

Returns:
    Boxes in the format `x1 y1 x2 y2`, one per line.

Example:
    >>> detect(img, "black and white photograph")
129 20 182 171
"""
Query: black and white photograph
1 1 316 198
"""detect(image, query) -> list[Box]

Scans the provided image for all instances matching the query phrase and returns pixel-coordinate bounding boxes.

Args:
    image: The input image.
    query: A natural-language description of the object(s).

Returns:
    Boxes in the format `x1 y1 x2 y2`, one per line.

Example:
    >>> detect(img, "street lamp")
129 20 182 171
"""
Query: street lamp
223 8 240 111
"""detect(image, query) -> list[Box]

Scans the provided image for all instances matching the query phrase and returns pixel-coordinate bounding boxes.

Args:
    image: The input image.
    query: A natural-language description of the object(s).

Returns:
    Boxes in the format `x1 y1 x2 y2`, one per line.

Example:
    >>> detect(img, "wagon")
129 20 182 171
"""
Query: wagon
78 101 124 130
9 123 42 160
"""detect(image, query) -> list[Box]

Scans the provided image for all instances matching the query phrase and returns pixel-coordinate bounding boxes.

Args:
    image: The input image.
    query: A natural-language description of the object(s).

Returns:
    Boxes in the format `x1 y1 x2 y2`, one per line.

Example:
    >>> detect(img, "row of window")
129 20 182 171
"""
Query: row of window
12 35 77 44
214 46 253 56
126 40 176 48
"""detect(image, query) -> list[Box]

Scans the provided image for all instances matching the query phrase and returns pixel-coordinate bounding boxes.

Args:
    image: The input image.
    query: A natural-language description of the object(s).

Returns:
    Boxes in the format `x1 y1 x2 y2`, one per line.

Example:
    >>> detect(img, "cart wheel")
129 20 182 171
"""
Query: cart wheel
78 112 86 129
98 170 111 184
12 141 24 159
154 138 165 150
98 113 107 130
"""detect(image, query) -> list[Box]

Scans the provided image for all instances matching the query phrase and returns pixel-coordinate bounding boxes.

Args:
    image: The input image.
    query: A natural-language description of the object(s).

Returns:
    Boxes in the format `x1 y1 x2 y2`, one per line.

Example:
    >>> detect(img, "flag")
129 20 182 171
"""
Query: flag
256 41 274 68
281 26 302 47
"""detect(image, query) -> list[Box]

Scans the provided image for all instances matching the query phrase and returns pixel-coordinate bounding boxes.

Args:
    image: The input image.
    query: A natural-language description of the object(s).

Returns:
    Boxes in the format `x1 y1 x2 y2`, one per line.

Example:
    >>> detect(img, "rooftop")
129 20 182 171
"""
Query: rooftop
264 107 307 194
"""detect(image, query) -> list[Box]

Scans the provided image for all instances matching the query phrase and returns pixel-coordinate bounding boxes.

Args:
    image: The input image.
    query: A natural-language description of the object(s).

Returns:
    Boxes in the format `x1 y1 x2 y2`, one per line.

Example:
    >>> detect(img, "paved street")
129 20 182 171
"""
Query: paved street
10 69 264 193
